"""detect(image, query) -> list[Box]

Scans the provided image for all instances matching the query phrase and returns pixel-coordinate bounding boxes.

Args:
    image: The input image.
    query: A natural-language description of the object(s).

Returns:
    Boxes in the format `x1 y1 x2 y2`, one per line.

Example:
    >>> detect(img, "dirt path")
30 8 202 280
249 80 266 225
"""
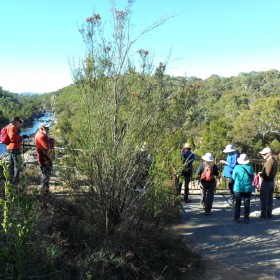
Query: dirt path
174 195 280 280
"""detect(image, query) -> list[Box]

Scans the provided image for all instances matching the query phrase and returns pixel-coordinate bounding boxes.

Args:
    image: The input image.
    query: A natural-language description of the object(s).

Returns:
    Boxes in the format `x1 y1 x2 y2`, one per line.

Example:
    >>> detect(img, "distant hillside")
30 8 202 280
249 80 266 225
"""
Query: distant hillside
18 92 41 96
50 69 280 156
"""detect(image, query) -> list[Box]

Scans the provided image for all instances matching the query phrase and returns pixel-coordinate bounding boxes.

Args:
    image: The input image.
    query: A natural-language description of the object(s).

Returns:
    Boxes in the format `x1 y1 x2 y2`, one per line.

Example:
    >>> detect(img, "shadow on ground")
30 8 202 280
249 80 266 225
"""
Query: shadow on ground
174 195 280 280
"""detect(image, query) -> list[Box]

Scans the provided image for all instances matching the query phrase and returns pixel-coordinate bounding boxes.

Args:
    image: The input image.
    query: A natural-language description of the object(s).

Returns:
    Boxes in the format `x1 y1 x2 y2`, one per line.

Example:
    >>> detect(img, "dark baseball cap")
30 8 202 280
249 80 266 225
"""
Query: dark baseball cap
10 116 23 123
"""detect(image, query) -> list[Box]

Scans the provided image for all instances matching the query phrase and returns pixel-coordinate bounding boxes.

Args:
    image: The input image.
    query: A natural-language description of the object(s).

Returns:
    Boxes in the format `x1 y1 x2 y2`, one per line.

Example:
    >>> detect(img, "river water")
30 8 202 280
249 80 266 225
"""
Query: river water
0 111 53 155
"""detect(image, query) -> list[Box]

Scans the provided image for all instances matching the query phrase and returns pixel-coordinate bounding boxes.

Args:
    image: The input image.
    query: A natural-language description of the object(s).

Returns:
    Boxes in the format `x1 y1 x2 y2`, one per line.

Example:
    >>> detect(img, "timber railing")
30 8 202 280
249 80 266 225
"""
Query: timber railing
1 145 280 198
187 158 280 198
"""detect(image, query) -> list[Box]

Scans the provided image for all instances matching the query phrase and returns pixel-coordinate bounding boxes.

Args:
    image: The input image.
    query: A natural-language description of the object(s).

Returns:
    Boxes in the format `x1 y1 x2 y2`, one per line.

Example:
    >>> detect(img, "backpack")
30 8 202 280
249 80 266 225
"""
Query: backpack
0 126 11 145
201 163 214 181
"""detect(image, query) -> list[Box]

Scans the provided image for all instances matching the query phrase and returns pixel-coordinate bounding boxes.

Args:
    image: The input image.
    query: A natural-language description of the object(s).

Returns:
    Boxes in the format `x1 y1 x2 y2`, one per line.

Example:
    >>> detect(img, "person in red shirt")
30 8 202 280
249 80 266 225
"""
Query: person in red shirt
6 116 28 182
35 123 54 194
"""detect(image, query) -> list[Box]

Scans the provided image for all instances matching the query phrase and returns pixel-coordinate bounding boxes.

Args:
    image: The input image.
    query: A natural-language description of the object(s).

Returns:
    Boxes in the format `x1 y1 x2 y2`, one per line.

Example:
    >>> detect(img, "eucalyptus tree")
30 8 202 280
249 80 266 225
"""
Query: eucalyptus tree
231 97 280 154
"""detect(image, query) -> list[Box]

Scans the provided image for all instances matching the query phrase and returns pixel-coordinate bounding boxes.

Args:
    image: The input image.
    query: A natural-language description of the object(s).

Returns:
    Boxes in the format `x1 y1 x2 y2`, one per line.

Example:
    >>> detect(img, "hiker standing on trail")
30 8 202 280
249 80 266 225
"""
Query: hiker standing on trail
35 123 53 195
6 116 29 182
258 147 278 218
180 143 196 203
220 144 238 206
196 153 219 216
232 154 254 224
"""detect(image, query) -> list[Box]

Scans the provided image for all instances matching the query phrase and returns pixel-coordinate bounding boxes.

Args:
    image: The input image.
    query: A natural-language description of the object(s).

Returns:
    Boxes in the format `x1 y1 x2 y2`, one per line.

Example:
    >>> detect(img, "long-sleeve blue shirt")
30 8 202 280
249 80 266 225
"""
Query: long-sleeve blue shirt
223 152 238 178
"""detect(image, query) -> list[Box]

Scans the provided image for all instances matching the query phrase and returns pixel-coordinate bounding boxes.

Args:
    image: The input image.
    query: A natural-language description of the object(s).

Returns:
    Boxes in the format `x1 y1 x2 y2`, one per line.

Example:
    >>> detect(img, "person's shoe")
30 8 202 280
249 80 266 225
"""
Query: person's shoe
184 199 192 203
234 217 241 223
267 214 272 218
205 211 211 216
244 217 250 224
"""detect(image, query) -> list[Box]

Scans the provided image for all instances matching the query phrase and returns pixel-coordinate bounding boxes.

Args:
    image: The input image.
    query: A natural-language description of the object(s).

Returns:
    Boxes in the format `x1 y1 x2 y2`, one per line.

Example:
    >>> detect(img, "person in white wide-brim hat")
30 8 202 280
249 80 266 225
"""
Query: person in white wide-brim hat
196 152 219 216
258 147 278 218
220 144 238 207
232 154 254 224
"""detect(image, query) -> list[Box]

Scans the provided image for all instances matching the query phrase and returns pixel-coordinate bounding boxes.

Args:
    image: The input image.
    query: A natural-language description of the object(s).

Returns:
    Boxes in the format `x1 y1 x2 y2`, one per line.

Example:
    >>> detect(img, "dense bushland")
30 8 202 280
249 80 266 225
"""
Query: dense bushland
0 87 43 125
1 0 280 278
0 2 201 279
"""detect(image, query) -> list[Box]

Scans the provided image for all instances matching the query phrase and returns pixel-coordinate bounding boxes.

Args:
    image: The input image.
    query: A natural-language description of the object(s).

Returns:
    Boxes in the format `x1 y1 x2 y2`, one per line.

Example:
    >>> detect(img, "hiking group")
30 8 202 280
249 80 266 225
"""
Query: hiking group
179 143 278 224
1 116 54 195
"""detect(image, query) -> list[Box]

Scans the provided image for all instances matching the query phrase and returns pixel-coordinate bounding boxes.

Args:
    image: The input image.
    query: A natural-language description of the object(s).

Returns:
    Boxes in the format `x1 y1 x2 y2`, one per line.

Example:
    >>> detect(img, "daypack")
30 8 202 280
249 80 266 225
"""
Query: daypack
0 126 10 145
201 163 214 181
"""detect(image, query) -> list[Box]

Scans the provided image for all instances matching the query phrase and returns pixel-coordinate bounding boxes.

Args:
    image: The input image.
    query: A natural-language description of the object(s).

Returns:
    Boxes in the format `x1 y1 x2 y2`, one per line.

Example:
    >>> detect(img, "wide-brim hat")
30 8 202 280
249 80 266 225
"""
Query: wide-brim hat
39 122 50 129
202 152 214 162
183 142 191 149
139 141 148 152
259 147 272 155
237 153 250 164
223 144 236 153
10 116 23 123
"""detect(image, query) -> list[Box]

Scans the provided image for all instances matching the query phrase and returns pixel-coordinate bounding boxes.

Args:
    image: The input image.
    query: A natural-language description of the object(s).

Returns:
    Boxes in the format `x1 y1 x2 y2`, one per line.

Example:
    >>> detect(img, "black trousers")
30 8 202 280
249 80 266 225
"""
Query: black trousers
234 192 251 219
200 182 215 213
40 161 52 192
226 177 235 202
183 175 191 201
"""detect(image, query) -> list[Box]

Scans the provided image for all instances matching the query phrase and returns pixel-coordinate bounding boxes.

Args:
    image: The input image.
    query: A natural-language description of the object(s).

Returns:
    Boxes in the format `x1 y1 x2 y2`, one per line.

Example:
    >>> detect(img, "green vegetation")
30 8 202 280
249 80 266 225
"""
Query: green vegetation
0 87 44 125
52 70 280 158
1 1 280 279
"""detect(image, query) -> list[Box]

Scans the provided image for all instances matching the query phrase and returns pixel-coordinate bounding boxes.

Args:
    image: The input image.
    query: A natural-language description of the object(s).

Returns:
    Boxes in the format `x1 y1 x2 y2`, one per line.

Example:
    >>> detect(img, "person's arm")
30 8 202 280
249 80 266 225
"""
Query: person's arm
7 126 23 143
247 166 254 182
259 160 274 179
232 167 237 181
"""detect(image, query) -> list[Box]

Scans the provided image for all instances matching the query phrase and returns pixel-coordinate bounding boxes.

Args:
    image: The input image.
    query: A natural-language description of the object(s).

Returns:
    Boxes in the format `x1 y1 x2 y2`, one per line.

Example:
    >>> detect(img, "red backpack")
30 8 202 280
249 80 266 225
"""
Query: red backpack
0 126 11 145
201 163 214 181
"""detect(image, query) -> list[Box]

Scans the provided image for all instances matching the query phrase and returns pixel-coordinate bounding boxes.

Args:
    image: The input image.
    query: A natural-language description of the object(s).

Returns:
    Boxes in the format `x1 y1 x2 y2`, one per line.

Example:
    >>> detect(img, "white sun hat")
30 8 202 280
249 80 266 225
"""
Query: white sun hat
237 154 250 165
259 147 272 155
39 122 50 129
183 142 192 149
202 152 214 162
223 144 236 153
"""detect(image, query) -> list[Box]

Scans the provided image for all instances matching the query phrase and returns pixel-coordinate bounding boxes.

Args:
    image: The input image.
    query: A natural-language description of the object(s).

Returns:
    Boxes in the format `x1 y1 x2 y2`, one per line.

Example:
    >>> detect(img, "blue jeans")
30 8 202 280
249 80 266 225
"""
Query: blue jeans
8 149 22 180
234 192 251 219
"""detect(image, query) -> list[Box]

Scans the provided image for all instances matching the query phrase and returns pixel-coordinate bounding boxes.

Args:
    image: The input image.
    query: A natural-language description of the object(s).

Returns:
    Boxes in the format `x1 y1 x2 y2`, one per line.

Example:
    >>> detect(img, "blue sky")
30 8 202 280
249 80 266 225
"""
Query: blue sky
1 0 280 93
